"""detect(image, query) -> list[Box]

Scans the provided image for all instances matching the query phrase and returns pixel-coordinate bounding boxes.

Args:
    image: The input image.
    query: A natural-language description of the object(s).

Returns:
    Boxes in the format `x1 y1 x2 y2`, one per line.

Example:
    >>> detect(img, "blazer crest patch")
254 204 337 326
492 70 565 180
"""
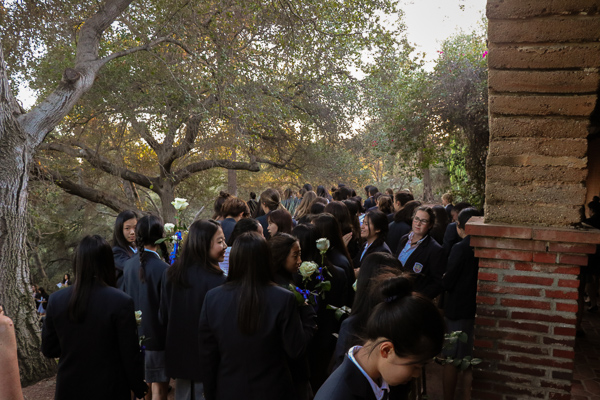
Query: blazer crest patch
413 262 424 274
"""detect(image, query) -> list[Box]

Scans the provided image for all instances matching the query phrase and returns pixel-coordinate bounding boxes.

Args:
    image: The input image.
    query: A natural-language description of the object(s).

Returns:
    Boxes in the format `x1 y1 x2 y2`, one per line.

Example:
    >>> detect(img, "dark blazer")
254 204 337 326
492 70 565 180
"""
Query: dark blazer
328 248 355 306
363 197 376 211
386 221 411 254
443 236 479 320
445 204 455 220
113 245 133 287
198 284 316 400
332 316 360 372
41 281 147 400
220 218 237 243
396 234 446 299
442 222 462 256
159 265 226 381
352 239 392 270
121 252 168 350
256 211 272 239
315 355 375 400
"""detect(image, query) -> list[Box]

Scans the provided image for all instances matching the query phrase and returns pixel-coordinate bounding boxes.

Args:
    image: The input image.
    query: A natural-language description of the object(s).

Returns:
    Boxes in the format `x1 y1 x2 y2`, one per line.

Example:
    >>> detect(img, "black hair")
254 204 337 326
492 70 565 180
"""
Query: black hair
317 185 330 198
454 202 472 214
364 210 389 244
268 233 299 281
394 191 414 207
365 276 445 360
227 218 261 246
303 183 314 192
457 207 481 230
292 224 326 266
68 235 117 322
250 192 257 200
309 201 326 215
369 186 379 196
337 186 353 200
213 191 231 219
136 215 168 283
168 219 223 288
227 232 273 335
311 213 353 269
393 200 422 224
268 209 293 234
324 201 354 236
342 199 361 239
112 210 138 256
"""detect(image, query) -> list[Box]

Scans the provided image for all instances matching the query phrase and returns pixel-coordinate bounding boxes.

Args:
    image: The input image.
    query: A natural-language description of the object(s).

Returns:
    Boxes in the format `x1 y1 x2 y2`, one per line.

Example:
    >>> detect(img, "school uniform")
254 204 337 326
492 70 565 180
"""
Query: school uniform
352 239 392 270
113 245 135 287
219 218 237 243
256 211 272 239
328 248 355 306
396 234 446 299
363 197 376 211
198 284 316 400
386 221 411 255
442 222 462 256
41 281 147 400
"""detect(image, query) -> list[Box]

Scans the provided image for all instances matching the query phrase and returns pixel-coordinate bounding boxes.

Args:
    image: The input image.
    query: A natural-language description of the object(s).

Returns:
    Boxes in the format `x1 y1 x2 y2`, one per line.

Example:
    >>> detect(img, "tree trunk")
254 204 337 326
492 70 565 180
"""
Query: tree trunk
227 149 237 196
0 112 56 384
422 167 434 203
160 180 176 223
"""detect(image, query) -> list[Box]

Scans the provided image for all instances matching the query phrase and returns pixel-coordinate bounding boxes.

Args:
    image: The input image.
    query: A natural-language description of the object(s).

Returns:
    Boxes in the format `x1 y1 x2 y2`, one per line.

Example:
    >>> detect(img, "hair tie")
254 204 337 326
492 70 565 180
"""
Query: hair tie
385 295 398 303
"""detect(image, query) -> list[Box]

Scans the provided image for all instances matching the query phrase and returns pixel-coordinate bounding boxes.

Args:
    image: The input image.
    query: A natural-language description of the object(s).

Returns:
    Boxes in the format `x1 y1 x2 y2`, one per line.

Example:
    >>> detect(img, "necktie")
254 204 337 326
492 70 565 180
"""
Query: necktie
381 389 389 400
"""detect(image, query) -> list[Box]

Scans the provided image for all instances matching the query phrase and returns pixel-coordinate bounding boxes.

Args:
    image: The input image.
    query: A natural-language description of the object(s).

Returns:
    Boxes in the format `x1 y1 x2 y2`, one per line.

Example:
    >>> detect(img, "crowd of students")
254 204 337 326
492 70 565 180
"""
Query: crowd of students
2 183 486 400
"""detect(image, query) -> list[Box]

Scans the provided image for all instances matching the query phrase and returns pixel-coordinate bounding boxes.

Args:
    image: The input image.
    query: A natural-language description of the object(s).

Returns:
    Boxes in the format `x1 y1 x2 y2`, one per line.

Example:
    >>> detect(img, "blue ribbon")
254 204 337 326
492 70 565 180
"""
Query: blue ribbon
169 231 183 265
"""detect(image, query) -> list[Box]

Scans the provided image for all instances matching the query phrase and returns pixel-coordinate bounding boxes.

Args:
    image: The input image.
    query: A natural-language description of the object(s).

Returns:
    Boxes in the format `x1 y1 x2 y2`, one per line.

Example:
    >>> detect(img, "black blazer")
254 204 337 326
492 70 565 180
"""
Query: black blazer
315 355 376 400
443 236 479 320
256 211 272 239
395 234 446 299
113 245 133 287
121 252 168 350
198 284 316 400
386 221 411 255
41 282 147 399
442 222 462 256
328 248 355 306
363 197 376 211
159 264 226 381
220 218 237 243
352 239 392 270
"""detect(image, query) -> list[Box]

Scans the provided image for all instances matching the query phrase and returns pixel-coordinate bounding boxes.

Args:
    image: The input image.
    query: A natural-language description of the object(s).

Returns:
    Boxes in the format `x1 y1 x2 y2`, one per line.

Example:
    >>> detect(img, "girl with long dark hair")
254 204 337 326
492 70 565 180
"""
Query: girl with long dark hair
199 233 316 400
267 208 294 236
159 219 227 400
112 210 138 286
42 235 148 400
219 218 263 276
121 215 170 400
353 210 392 271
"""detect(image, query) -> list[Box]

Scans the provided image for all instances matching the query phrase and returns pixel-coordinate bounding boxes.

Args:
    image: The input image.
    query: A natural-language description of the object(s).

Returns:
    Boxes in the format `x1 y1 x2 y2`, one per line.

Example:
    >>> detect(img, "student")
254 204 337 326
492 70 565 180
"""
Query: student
112 210 138 286
212 191 231 221
442 193 454 220
199 233 316 400
220 218 263 276
159 220 227 400
315 275 445 400
442 208 480 400
294 191 318 224
396 206 446 300
42 235 148 400
353 210 392 271
267 208 294 236
121 215 170 400
219 196 250 243
442 202 472 256
256 188 283 239
387 200 421 253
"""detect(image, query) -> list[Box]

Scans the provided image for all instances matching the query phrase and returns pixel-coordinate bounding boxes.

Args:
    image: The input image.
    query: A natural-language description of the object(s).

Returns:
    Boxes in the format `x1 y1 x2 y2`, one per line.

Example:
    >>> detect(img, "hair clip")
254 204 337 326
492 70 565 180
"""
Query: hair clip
385 295 398 303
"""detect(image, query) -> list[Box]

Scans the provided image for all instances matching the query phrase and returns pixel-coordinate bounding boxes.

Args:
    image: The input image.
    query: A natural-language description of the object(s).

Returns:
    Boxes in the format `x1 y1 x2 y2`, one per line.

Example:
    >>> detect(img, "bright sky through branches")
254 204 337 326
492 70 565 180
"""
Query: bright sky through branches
401 0 487 69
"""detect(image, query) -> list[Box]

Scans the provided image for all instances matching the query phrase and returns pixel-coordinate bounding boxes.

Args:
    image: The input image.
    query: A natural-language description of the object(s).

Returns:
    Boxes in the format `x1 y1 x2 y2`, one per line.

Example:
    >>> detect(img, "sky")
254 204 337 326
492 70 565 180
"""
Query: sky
400 0 487 69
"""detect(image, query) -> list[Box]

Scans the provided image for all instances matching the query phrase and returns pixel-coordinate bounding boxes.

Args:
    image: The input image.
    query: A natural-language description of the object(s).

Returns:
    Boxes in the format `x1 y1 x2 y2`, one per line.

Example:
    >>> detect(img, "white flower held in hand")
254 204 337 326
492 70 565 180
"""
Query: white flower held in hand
171 198 189 211
299 261 318 280
134 310 142 326
316 238 330 252
164 223 175 233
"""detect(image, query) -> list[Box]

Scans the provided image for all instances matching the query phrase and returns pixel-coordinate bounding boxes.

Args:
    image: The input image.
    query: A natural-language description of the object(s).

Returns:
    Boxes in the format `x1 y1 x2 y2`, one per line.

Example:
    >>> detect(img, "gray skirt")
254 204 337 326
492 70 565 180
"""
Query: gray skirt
145 350 169 383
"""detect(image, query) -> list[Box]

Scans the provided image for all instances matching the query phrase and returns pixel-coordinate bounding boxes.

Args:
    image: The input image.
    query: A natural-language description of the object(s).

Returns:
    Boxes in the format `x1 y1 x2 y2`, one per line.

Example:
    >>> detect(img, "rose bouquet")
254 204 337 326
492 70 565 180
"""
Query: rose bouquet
289 238 332 309
155 198 190 264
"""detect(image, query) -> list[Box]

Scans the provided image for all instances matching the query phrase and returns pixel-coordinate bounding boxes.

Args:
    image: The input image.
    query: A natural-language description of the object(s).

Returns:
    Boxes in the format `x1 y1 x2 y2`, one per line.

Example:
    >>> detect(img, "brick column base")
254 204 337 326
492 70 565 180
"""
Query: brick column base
466 217 600 400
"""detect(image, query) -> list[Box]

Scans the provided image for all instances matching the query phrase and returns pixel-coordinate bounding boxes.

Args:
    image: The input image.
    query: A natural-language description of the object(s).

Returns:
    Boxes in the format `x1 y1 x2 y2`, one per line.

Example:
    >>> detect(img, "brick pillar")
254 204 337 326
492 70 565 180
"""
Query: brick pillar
466 217 600 400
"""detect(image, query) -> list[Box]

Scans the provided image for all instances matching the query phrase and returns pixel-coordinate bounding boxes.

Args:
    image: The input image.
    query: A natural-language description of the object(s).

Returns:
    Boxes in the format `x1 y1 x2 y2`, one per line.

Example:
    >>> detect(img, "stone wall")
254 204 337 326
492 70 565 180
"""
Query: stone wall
485 0 600 227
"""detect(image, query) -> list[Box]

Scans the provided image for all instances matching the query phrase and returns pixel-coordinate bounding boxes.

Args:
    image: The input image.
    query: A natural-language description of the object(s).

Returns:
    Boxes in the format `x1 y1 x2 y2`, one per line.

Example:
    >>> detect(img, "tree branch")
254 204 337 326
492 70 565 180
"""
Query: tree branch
173 159 260 184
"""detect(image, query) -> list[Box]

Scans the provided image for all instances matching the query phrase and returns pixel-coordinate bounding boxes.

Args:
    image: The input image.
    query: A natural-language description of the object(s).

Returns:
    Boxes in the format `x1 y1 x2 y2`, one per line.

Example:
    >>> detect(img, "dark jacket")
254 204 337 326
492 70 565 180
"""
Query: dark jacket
256 211 272 239
443 236 479 320
386 221 411 254
442 222 462 256
121 251 168 350
315 355 376 400
41 282 147 399
198 284 316 400
352 239 392 270
159 265 226 380
113 246 133 287
396 234 446 299
328 248 355 306
220 218 237 243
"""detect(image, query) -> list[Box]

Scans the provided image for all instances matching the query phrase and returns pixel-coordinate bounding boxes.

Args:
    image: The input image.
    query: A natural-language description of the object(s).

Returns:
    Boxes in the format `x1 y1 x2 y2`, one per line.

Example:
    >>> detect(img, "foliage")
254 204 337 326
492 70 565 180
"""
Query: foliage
435 331 483 371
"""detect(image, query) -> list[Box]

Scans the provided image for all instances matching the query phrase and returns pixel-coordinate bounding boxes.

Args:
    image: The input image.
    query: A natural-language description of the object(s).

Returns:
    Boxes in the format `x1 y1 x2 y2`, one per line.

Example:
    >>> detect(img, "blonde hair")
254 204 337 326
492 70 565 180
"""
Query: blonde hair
442 192 453 204
294 191 317 220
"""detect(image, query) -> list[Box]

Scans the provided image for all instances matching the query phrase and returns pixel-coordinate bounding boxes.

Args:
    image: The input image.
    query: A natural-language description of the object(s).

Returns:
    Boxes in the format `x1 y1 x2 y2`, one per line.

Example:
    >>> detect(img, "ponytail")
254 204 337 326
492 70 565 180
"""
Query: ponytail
135 215 166 284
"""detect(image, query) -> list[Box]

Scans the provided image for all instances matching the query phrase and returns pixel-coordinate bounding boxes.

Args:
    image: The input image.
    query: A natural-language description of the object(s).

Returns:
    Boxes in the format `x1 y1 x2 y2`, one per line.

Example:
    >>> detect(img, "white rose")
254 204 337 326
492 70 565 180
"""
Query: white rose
171 198 189 210
164 223 175 233
172 235 179 241
134 310 142 326
299 261 318 279
316 238 330 252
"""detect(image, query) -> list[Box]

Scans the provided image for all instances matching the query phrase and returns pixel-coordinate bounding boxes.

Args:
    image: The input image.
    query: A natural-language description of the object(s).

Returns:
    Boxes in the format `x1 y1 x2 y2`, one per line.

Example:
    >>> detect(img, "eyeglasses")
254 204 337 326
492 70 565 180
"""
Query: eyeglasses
413 217 430 225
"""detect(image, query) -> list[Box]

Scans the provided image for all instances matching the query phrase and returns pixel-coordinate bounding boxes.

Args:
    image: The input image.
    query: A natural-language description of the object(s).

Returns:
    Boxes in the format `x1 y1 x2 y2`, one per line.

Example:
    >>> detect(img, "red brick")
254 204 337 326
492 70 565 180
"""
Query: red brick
477 308 509 319
471 391 503 400
503 274 554 286
498 342 549 356
489 16 600 43
541 380 571 392
533 252 558 264
543 336 575 348
553 326 576 337
553 349 575 359
546 289 579 300
475 248 533 262
474 339 495 349
472 381 495 391
497 363 546 377
508 355 573 370
558 253 589 266
532 228 600 244
499 320 549 333
479 284 542 297
478 272 499 282
466 218 532 239
478 259 513 270
477 296 497 305
501 298 551 310
476 370 532 384
493 384 546 398
512 311 576 325
470 236 545 251
548 393 571 400
475 316 497 327
552 370 573 380
472 350 506 361
549 242 597 254
558 279 581 288
502 332 539 343
514 263 580 275
556 302 578 313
